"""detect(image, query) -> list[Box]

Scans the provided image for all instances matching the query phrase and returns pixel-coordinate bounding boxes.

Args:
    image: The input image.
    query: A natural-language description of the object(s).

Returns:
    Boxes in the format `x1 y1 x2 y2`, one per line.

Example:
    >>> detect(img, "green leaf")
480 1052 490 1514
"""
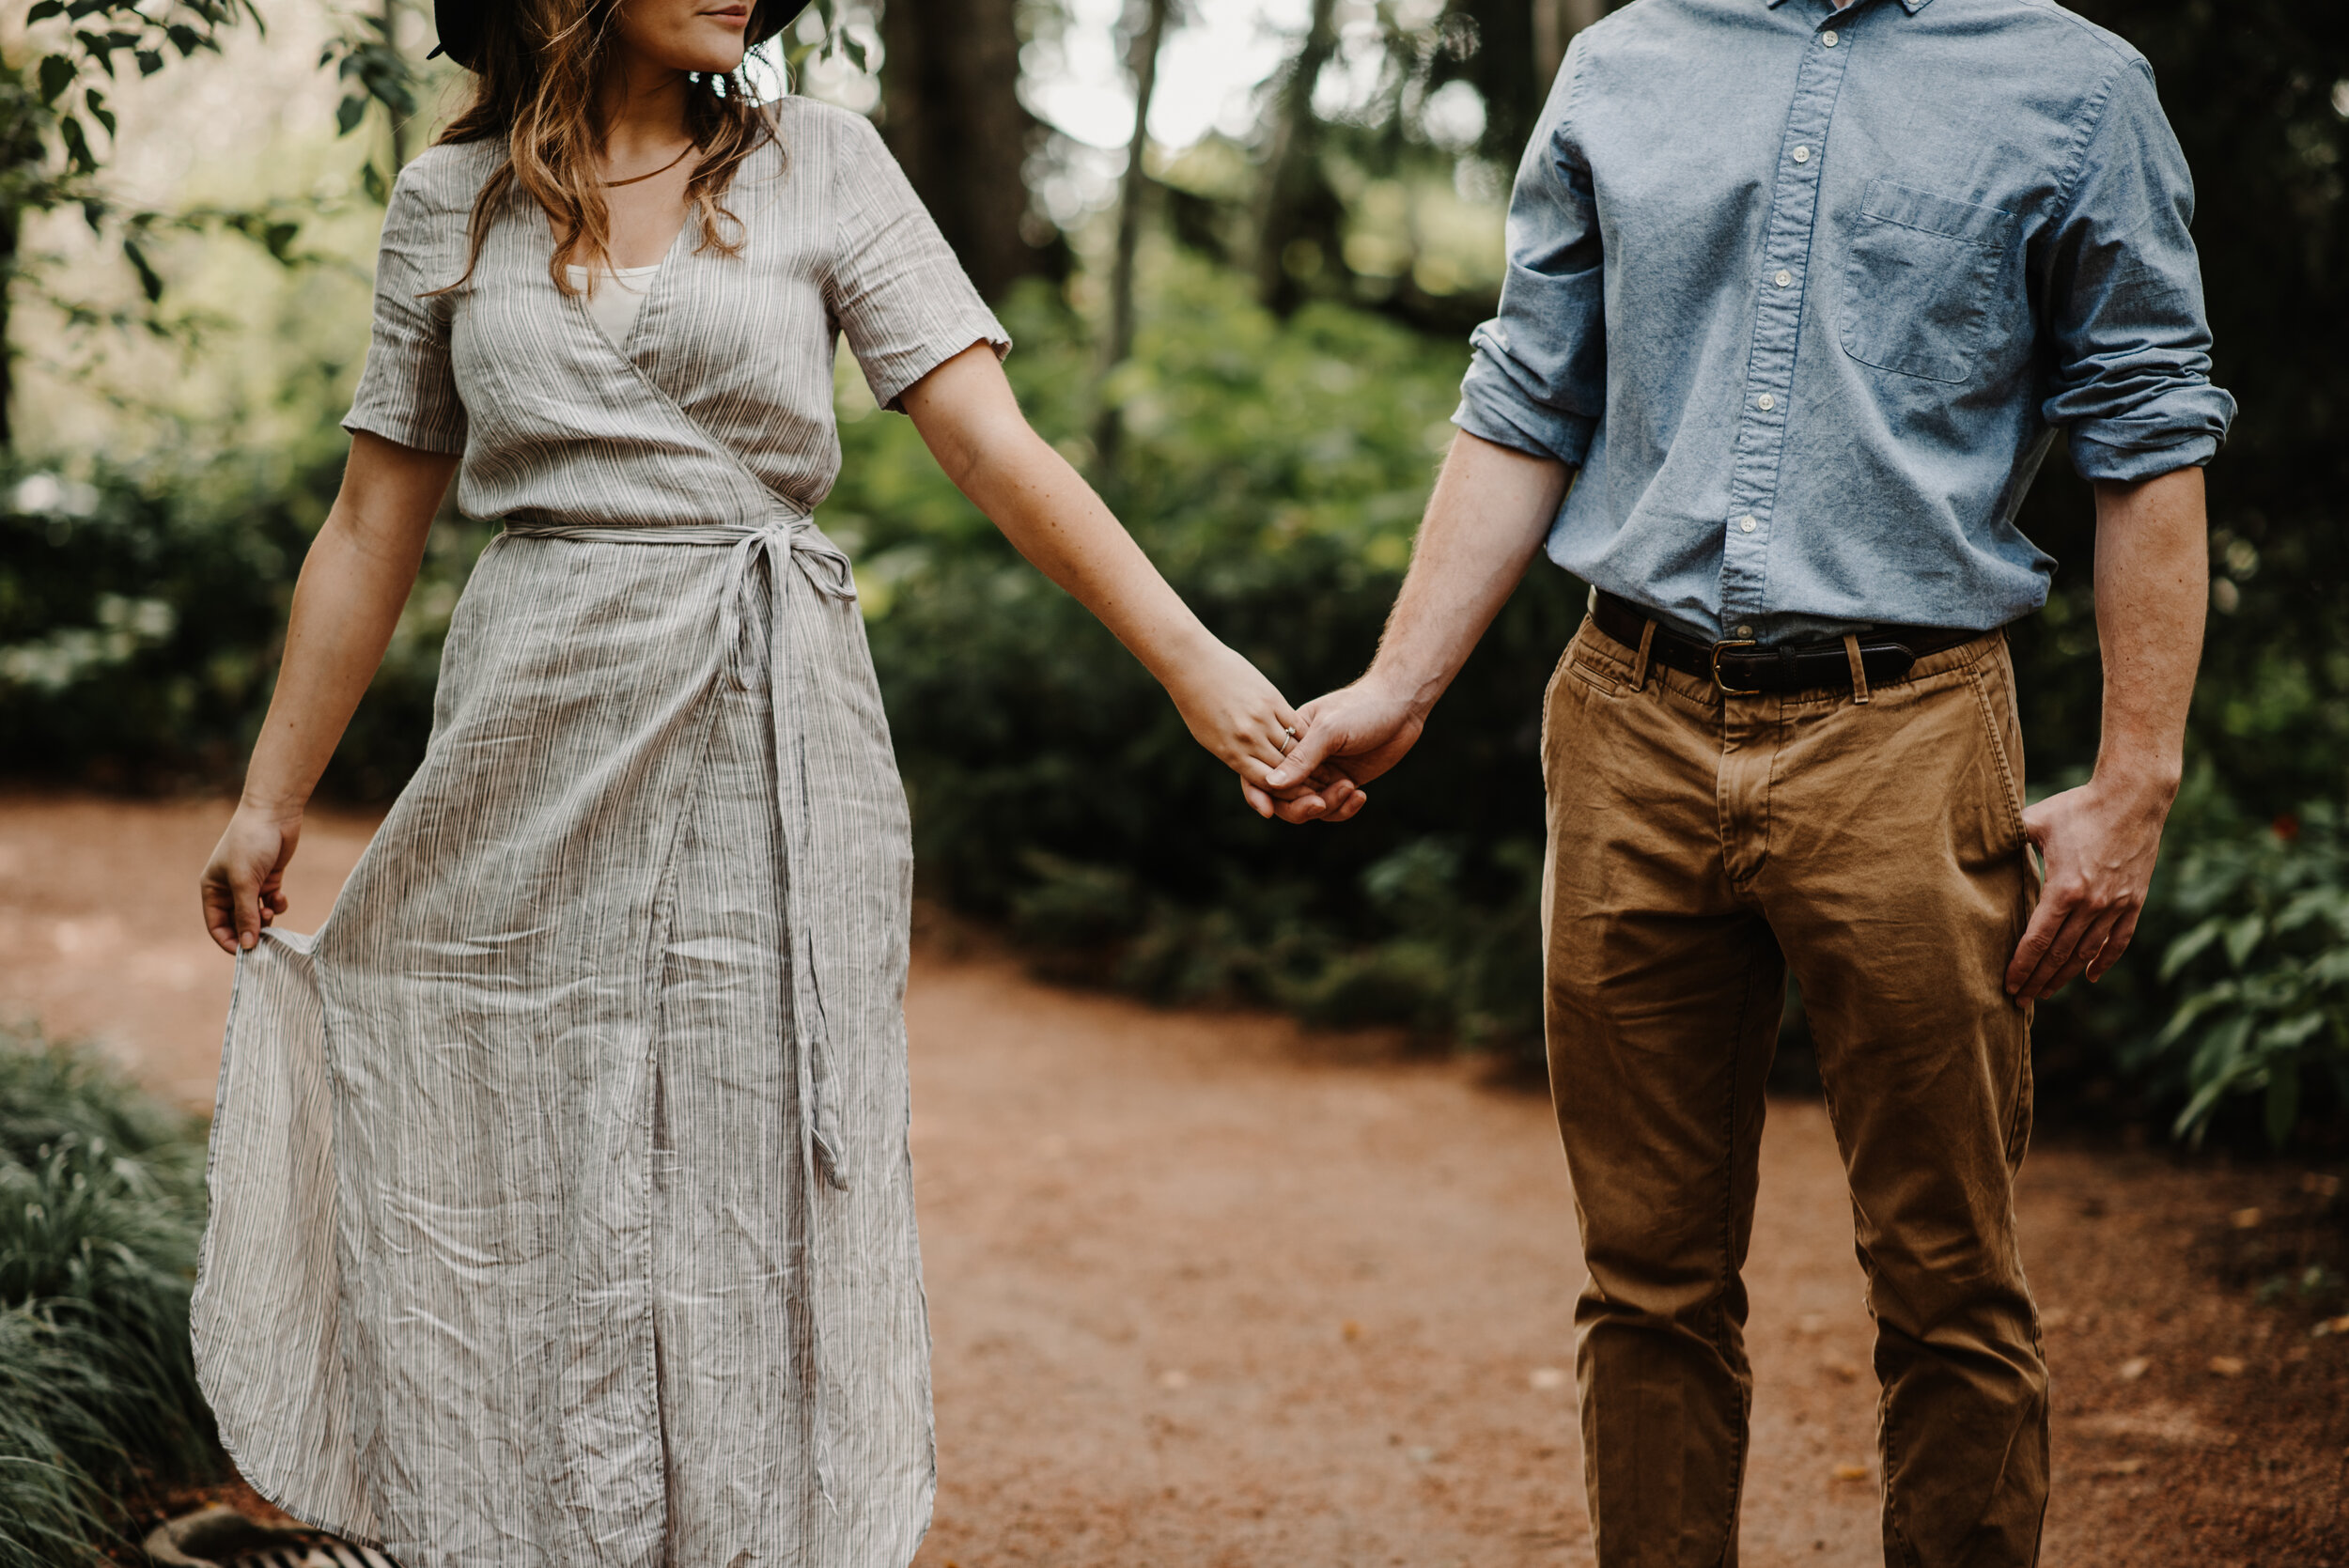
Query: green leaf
335 92 367 136
2223 912 2266 969
121 238 163 302
362 160 390 205
26 1 66 21
2264 1066 2300 1148
2152 984 2234 1050
2159 919 2224 983
38 54 75 103
83 87 114 137
57 114 94 173
2259 1012 2326 1050
135 49 162 76
2189 1012 2255 1084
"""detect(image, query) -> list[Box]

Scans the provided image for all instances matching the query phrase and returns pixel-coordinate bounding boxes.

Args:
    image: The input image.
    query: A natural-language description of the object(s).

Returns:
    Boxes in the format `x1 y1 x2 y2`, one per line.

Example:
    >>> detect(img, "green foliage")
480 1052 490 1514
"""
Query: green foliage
2129 803 2349 1148
0 1028 215 1567
0 452 485 797
0 0 264 330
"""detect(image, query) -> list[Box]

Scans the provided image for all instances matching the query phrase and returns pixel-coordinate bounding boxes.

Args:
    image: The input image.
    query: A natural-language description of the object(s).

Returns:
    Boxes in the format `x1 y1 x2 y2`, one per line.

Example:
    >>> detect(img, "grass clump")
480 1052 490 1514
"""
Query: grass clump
0 1027 215 1567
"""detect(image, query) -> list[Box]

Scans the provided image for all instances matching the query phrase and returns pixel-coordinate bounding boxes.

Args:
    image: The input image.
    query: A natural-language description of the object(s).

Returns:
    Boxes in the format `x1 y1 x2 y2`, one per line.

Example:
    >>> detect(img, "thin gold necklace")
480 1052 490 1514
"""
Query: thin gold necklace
602 142 694 188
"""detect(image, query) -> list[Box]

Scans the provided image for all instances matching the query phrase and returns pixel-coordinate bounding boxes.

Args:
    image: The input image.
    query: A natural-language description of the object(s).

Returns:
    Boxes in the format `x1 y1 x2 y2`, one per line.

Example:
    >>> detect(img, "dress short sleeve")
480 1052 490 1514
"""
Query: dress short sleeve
826 112 1010 411
343 158 470 456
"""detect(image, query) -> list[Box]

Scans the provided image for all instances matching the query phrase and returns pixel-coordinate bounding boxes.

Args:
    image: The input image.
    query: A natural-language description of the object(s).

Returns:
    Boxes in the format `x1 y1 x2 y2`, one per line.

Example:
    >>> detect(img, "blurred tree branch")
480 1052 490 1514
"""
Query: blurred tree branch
1093 0 1175 471
0 0 260 448
1253 0 1339 315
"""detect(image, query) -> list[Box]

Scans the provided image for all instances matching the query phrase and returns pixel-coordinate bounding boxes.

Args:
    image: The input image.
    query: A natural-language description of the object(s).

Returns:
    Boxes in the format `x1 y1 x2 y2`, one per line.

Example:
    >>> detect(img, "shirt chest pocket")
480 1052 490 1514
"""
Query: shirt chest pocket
1838 180 2018 386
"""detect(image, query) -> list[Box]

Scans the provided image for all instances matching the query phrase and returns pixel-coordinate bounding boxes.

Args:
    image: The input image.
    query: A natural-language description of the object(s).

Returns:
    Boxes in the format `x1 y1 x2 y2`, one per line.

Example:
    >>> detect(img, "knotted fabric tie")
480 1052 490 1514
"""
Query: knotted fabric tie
501 512 859 1507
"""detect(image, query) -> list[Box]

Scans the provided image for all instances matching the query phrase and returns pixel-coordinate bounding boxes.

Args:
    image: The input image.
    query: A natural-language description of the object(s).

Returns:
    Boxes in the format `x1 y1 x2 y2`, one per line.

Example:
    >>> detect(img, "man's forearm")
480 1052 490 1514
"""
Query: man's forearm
2003 463 2208 1001
1364 430 1571 715
2088 466 2206 797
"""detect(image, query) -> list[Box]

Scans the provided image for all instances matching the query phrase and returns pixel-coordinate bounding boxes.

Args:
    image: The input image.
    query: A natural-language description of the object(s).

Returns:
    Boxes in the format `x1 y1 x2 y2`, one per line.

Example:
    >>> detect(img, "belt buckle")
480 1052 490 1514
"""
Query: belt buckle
1710 638 1762 696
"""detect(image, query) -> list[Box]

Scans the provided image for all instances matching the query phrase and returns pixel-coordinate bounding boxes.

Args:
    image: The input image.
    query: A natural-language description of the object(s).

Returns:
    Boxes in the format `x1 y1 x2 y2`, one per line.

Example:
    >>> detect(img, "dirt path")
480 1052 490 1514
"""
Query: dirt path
2 794 2341 1566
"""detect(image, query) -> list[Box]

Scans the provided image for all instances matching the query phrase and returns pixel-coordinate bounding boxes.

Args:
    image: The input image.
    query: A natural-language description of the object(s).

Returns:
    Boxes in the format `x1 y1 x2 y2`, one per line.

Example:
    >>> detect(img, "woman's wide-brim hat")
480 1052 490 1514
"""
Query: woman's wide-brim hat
429 0 813 70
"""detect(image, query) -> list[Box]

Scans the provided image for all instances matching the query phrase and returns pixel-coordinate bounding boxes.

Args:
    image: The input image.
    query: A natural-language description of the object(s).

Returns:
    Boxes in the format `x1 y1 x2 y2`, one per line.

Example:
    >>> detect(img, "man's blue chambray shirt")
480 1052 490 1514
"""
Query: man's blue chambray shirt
1452 0 2235 645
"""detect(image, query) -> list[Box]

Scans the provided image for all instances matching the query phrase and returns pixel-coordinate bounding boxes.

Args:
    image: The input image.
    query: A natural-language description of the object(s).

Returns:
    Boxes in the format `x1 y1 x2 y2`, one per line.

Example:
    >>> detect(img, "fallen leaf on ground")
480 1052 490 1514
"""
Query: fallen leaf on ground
1831 1464 1872 1483
2313 1314 2349 1338
2117 1357 2151 1382
2208 1355 2246 1376
1528 1366 1569 1391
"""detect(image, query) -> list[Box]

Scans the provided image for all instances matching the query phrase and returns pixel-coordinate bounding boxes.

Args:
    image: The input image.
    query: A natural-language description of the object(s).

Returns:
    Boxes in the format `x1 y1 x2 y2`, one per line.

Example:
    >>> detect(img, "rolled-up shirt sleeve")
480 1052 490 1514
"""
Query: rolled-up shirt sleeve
1453 40 1605 467
2040 60 2234 482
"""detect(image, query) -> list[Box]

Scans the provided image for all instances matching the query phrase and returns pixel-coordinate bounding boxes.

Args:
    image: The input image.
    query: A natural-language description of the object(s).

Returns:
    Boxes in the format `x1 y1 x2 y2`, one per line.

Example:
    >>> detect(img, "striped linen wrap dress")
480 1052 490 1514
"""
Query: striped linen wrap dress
190 97 1007 1568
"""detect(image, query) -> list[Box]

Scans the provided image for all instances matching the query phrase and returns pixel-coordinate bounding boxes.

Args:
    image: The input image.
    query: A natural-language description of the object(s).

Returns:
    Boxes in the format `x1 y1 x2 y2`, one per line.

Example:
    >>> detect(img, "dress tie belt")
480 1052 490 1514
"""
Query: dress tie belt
501 512 858 1508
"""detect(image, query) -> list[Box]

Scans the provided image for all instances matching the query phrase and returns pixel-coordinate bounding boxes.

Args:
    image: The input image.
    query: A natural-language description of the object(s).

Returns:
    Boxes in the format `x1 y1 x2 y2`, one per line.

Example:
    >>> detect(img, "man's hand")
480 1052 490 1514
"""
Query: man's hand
1262 676 1426 824
2005 773 2173 1001
1253 432 1571 826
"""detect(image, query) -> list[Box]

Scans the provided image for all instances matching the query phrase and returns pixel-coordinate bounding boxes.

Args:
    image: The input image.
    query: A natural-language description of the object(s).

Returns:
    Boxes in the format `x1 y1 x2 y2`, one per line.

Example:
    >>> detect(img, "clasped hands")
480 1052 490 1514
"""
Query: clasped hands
1166 644 1417 827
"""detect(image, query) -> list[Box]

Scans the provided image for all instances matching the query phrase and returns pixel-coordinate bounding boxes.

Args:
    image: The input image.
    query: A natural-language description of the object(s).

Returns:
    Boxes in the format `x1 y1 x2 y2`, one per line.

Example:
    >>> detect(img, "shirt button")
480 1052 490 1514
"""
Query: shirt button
1792 145 1812 163
1774 269 1793 287
1736 624 1755 637
1821 29 1838 45
1737 515 1757 533
1756 393 1777 411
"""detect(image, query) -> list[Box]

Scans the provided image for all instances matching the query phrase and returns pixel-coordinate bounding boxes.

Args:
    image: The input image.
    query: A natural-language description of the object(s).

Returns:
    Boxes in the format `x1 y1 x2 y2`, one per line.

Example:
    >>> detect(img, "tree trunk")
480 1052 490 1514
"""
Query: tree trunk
0 199 16 452
878 0 1062 302
1252 0 1341 315
1093 0 1173 469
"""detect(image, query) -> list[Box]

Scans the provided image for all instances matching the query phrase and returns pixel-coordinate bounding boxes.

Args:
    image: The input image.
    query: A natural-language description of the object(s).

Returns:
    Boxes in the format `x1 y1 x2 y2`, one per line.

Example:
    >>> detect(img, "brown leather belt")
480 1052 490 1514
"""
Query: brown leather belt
1591 590 1983 697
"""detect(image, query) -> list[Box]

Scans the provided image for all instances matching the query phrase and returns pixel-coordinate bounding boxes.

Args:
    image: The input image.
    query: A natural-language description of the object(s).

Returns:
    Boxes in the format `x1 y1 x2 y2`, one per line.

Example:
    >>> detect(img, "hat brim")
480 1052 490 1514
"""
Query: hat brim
430 0 815 72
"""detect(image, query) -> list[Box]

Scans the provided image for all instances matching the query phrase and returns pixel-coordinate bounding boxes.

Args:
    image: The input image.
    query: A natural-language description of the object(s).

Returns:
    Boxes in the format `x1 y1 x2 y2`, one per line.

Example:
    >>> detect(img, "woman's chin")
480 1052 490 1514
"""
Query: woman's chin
637 35 748 75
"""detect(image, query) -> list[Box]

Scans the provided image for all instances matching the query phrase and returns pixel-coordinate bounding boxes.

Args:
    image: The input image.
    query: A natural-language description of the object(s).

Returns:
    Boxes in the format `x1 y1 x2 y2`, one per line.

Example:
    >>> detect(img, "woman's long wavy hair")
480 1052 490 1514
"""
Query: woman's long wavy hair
434 0 776 296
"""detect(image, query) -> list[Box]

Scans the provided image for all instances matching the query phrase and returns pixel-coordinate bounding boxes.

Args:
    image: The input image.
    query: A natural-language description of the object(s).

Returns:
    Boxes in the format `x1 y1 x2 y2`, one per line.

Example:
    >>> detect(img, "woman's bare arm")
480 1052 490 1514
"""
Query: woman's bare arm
199 432 458 953
899 343 1311 815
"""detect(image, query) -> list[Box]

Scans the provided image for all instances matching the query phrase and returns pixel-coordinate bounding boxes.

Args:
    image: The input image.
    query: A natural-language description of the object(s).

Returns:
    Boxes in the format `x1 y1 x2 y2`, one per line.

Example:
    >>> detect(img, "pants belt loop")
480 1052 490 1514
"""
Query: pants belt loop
1843 632 1871 706
1630 619 1657 692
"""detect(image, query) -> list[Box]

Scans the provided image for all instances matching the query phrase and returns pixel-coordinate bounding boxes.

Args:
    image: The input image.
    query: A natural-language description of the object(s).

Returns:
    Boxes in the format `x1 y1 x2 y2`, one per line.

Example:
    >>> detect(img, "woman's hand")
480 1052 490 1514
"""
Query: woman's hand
201 803 303 955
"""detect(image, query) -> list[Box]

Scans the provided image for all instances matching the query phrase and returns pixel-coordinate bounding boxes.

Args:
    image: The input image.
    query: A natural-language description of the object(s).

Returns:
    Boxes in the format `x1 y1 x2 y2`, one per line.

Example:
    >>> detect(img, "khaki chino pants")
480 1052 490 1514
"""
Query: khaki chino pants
1541 615 2048 1568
